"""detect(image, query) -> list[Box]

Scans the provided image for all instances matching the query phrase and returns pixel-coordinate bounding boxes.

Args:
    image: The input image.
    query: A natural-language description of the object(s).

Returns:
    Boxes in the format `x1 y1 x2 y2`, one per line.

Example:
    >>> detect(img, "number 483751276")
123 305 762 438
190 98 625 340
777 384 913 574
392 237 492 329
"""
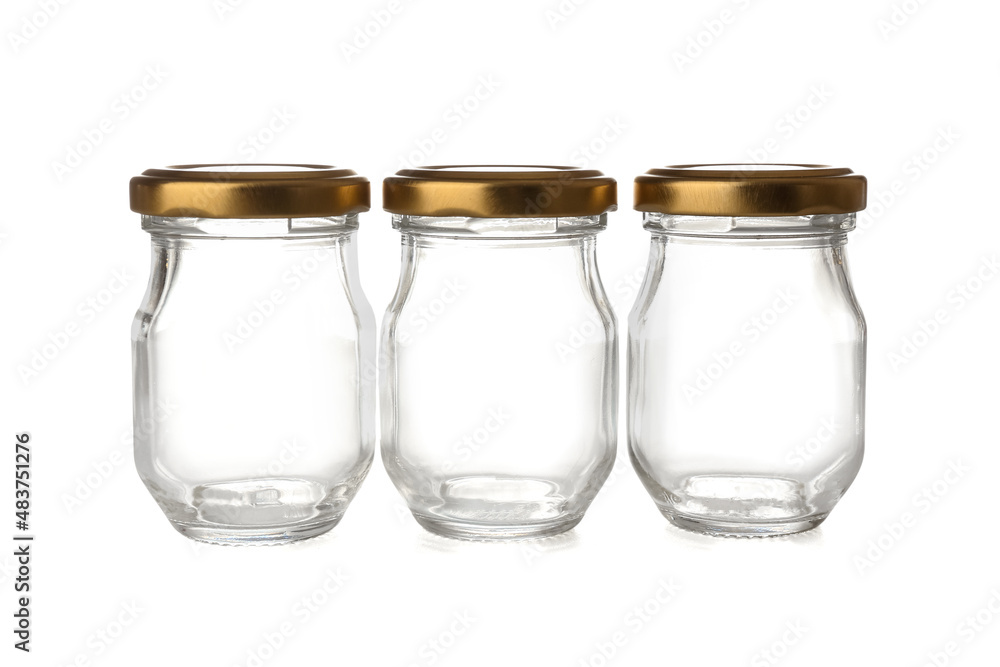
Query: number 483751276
15 433 30 531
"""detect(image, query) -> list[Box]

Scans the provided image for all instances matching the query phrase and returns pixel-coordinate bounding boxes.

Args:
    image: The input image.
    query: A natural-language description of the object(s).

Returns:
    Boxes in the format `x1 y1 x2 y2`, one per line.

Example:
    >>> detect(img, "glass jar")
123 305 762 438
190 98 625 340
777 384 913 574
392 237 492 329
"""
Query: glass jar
628 164 867 536
380 166 618 540
129 164 375 544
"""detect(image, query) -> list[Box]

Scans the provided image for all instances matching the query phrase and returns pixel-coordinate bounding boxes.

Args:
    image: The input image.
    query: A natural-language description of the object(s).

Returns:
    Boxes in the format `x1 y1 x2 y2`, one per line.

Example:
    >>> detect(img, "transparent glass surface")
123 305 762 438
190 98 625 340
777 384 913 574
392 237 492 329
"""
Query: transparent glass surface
132 215 375 544
381 215 617 540
628 213 865 536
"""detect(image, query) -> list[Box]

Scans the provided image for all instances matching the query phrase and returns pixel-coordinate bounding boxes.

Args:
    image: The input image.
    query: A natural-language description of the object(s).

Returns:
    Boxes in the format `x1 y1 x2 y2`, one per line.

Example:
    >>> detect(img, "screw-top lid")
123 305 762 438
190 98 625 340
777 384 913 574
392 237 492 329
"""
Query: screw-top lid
634 164 867 216
383 165 617 218
129 164 370 218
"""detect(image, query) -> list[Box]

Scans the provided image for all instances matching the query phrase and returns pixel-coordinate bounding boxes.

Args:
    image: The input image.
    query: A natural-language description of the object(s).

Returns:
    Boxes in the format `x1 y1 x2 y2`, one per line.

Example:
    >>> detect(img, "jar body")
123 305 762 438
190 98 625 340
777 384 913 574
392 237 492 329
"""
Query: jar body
132 215 375 544
381 215 617 540
628 213 865 536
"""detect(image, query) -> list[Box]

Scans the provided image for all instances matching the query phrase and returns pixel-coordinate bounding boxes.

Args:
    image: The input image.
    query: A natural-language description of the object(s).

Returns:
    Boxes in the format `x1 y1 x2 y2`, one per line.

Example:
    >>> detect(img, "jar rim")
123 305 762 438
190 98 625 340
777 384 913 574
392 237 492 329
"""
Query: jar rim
391 213 607 239
634 164 866 216
129 164 370 219
383 165 617 219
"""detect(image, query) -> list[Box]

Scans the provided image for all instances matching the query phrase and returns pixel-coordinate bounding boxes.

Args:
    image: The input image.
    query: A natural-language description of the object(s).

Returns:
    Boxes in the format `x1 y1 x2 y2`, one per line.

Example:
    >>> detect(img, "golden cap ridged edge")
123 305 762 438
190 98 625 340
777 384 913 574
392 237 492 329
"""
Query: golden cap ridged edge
383 166 617 218
129 164 371 219
634 164 867 216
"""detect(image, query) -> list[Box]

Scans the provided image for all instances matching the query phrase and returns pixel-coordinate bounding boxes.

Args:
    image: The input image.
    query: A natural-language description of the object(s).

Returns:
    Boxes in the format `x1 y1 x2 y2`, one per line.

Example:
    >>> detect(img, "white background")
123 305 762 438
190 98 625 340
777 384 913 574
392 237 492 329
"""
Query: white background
2 0 999 665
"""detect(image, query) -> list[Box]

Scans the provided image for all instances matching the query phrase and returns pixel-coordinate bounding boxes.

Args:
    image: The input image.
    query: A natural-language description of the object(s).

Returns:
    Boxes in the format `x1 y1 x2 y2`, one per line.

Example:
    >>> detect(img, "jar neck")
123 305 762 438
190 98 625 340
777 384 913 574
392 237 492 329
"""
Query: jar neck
141 214 359 239
636 231 859 322
393 214 607 239
390 230 606 332
391 233 601 305
644 212 855 247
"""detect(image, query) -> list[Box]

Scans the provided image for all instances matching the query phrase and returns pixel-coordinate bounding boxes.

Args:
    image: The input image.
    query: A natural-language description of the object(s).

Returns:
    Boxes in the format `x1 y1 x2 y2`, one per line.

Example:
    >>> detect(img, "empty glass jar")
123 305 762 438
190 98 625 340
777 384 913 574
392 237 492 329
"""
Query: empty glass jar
628 164 867 536
130 164 375 544
380 166 618 540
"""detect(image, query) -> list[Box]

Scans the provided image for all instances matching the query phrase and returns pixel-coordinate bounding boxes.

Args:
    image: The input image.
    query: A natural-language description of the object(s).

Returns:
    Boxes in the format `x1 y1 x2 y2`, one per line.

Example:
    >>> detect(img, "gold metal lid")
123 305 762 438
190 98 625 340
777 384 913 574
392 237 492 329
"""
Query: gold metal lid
383 165 617 218
129 164 371 218
634 164 867 216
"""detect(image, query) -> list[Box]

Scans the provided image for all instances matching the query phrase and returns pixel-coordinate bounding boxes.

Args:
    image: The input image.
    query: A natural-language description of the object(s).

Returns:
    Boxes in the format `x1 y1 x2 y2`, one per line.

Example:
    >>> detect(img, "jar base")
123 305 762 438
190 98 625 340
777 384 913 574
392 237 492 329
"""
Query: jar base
644 473 832 537
169 515 342 545
663 511 827 537
398 474 589 541
411 512 583 542
151 477 353 545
